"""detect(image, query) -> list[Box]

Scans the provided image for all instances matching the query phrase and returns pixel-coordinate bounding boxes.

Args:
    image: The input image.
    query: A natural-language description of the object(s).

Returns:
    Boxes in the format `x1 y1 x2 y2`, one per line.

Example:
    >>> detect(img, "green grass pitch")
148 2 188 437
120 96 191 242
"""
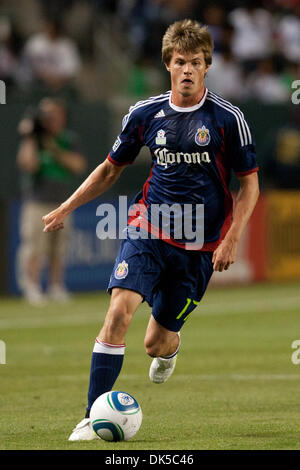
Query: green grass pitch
1 282 300 450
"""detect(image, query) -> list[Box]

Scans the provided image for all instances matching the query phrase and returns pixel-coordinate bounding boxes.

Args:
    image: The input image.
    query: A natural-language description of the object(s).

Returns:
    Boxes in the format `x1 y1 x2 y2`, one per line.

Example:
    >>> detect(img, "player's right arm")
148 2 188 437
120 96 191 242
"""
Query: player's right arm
43 103 143 232
42 159 126 232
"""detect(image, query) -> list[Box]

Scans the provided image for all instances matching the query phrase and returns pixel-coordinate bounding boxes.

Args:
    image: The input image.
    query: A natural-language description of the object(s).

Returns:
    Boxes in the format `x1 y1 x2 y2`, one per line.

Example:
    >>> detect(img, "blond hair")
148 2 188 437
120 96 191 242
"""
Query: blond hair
162 19 214 66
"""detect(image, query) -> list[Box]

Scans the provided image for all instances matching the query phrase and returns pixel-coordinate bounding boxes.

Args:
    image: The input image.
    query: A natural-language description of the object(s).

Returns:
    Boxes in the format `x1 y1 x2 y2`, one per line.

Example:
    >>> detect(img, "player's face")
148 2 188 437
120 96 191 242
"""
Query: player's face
166 50 209 103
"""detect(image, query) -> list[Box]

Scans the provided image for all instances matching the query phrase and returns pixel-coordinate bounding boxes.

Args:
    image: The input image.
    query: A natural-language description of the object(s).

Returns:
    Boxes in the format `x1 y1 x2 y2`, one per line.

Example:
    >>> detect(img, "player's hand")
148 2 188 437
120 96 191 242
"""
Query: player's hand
212 236 238 272
42 207 66 232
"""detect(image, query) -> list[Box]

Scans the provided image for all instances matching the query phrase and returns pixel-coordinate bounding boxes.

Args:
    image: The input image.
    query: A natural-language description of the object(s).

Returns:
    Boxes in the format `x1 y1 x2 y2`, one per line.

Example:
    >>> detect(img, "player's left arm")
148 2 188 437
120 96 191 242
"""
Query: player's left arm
212 171 259 272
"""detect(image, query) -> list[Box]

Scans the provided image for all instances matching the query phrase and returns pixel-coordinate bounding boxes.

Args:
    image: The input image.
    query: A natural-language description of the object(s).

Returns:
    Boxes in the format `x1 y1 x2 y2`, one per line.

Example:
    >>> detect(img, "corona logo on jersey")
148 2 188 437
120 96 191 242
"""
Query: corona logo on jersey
154 147 211 167
114 260 129 280
195 125 211 146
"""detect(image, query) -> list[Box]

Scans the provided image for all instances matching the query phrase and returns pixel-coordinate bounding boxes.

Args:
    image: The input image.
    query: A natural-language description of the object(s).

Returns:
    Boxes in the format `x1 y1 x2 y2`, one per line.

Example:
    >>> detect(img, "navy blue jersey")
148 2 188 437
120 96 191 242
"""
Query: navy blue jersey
107 89 258 251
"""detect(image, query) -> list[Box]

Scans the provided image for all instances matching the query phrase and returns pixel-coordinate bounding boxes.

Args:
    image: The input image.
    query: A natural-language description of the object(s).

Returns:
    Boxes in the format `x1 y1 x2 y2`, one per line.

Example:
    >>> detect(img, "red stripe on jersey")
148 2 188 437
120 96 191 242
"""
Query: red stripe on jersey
214 129 233 245
128 212 220 251
141 163 154 204
235 167 259 177
107 154 133 166
216 155 233 241
138 125 143 143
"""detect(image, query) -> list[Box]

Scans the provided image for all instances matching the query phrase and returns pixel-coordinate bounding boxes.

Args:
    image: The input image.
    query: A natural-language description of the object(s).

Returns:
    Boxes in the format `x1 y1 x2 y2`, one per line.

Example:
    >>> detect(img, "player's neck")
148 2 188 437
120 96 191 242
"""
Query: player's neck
170 86 206 108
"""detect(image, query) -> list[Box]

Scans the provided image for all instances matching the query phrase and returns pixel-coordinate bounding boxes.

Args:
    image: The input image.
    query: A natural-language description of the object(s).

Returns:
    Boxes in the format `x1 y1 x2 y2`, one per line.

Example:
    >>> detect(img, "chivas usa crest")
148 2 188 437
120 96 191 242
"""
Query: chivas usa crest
114 260 128 279
195 125 210 146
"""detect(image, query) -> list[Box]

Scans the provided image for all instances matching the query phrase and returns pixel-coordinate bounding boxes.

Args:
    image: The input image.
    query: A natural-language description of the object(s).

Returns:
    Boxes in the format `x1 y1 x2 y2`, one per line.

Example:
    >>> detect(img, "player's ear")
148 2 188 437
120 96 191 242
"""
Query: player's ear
165 62 170 72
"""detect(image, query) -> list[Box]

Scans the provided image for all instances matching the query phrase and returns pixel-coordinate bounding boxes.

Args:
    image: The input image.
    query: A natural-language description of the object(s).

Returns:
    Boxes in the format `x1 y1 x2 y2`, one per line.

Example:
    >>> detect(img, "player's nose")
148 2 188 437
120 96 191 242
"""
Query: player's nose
183 63 192 74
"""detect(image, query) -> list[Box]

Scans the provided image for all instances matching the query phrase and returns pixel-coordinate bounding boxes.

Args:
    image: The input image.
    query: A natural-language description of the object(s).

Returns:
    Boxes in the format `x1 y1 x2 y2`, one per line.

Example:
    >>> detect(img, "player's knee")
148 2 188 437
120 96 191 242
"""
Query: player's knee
109 309 131 332
144 338 162 358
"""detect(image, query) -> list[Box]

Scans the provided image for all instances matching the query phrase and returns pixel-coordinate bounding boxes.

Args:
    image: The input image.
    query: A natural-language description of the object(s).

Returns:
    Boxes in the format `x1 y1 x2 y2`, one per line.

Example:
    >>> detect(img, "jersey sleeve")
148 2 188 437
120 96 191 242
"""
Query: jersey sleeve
107 108 144 166
225 111 259 176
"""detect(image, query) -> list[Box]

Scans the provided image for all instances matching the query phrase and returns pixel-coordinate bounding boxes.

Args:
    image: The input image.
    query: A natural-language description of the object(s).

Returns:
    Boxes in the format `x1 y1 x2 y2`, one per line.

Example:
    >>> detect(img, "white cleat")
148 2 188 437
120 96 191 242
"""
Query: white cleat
149 356 177 384
68 418 99 441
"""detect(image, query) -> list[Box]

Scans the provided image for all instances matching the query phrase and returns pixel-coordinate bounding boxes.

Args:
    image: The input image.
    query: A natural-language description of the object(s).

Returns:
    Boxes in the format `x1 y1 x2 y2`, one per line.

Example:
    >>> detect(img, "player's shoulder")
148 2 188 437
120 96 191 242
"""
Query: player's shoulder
206 89 252 146
206 89 246 123
122 91 170 129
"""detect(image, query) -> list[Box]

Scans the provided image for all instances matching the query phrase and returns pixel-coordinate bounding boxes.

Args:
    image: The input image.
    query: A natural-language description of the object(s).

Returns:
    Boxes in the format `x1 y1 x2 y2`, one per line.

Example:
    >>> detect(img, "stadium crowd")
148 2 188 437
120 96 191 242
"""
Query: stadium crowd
0 0 299 103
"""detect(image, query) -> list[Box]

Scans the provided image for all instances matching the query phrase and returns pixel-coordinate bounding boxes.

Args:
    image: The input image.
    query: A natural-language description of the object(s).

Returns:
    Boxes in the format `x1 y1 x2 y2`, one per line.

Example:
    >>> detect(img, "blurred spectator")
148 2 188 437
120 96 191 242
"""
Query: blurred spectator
201 3 227 53
276 5 300 64
245 57 289 103
117 0 196 63
0 16 23 93
228 1 274 71
264 106 300 189
205 46 245 102
16 98 87 305
21 16 81 97
38 0 77 20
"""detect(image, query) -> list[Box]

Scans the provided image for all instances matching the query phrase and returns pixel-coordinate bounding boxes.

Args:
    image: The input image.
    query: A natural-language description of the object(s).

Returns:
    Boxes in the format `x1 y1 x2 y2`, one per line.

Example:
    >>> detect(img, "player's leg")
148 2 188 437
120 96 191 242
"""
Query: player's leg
68 287 142 441
146 248 214 384
144 315 180 358
69 236 163 440
86 287 142 413
144 315 181 384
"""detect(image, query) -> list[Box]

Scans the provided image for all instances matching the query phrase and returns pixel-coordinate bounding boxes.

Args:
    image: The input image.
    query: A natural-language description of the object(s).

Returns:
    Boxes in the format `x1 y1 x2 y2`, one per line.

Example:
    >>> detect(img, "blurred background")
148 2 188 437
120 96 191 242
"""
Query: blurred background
0 0 299 302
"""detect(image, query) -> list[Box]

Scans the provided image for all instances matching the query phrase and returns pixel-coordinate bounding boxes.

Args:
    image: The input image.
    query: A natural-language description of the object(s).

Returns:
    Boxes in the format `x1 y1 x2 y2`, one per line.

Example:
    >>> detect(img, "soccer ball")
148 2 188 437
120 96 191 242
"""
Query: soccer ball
90 391 142 441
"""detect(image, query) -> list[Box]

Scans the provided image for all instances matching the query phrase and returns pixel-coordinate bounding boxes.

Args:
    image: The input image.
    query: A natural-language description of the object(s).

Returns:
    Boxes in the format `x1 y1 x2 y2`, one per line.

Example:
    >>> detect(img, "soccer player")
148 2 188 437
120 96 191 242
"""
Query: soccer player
42 19 259 441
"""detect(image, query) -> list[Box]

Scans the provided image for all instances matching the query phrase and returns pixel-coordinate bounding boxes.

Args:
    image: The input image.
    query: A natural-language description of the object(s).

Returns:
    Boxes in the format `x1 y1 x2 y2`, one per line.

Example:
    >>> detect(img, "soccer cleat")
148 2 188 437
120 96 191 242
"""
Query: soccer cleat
68 418 100 441
149 355 177 384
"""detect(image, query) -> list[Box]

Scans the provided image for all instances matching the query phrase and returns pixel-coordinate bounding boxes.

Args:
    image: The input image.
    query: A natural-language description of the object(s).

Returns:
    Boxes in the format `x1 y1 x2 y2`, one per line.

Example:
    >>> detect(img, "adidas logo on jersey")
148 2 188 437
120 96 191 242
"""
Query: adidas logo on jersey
154 109 165 118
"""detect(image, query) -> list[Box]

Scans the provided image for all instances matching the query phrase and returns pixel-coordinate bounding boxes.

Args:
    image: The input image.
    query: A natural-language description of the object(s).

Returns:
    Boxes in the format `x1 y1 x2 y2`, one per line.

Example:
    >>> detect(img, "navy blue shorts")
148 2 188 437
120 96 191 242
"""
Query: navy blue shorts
107 236 213 332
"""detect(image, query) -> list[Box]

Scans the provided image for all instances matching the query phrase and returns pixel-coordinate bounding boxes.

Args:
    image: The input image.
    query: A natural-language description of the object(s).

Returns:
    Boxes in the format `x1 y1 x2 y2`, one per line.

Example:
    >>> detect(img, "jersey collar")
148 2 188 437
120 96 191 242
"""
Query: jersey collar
168 88 208 112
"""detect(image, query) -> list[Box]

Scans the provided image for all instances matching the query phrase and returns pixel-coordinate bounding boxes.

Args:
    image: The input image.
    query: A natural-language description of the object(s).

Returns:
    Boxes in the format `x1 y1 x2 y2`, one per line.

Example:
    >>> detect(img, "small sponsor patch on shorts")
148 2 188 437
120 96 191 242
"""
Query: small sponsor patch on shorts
114 260 128 280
